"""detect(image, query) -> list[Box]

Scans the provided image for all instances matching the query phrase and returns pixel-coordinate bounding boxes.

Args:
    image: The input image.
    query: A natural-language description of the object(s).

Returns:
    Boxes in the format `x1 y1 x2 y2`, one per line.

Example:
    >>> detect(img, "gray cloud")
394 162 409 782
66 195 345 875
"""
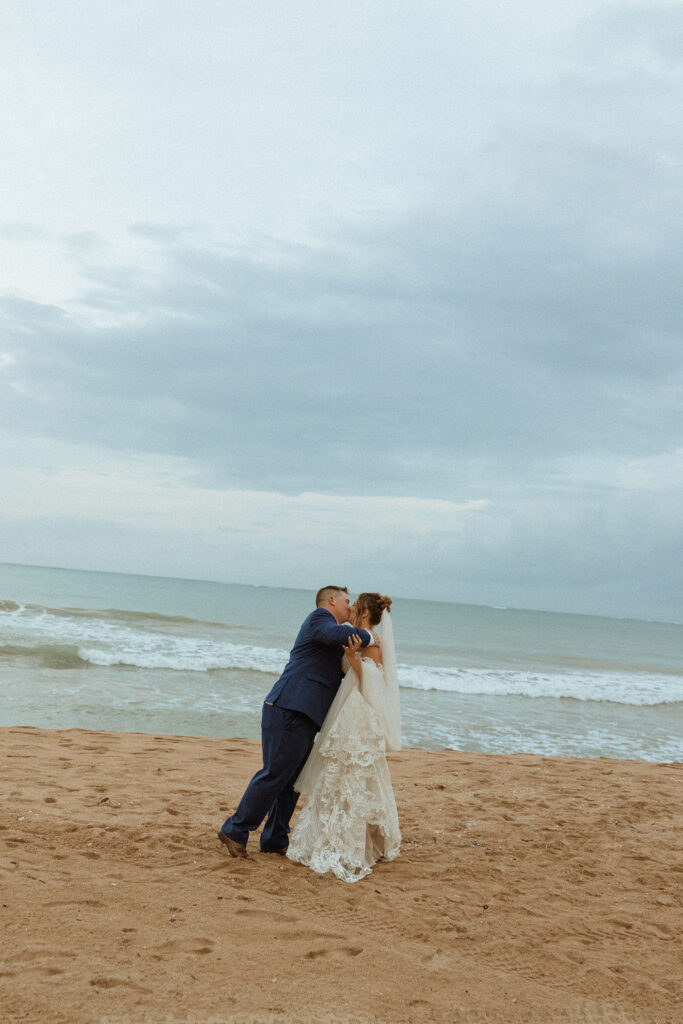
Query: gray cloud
1 1 681 618
3 143 681 496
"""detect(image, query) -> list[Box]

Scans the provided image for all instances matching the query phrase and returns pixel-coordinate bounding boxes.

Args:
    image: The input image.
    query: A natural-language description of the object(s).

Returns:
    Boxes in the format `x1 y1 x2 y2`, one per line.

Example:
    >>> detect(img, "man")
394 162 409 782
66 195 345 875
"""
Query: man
217 586 374 859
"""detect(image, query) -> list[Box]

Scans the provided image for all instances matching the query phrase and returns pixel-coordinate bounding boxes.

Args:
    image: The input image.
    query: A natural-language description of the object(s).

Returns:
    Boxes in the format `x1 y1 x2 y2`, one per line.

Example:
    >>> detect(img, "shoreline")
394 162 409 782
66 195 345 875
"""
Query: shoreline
1 726 681 1023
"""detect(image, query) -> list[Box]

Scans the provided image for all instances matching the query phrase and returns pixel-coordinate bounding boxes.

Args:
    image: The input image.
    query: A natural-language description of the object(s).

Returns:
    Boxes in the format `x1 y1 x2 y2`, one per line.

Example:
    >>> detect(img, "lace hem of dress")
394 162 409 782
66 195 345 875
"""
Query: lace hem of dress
287 687 401 883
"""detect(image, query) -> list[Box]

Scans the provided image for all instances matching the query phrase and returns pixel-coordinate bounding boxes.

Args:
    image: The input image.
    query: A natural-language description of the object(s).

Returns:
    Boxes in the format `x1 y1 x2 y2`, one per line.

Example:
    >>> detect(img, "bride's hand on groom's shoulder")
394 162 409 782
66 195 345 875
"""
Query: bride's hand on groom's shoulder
342 635 363 675
343 635 362 656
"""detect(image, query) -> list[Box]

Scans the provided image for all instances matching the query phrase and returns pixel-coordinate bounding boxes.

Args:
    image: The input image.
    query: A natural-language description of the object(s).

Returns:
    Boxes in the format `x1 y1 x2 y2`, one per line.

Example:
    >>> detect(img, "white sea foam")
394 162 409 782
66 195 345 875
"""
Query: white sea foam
0 602 287 672
397 663 683 706
2 602 681 706
78 639 289 673
72 650 683 705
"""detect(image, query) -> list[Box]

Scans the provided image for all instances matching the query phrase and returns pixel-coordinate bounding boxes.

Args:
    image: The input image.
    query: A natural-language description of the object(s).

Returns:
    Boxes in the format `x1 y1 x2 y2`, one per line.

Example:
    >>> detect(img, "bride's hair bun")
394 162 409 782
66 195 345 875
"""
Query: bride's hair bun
356 592 392 627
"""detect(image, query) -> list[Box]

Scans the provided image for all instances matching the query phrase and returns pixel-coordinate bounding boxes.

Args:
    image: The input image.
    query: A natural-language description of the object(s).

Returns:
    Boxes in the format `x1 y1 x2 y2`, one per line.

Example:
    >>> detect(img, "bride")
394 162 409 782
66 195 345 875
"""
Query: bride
286 593 402 883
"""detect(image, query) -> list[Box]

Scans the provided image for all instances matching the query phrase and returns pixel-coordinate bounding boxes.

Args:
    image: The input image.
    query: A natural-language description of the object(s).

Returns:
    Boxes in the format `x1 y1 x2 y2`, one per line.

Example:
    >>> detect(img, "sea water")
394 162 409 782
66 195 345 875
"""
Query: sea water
1 562 681 762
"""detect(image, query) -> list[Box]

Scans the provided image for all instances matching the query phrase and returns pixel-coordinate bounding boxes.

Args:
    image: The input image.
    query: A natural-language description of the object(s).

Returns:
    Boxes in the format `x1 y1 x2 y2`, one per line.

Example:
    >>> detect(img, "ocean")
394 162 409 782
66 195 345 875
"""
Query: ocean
1 562 681 762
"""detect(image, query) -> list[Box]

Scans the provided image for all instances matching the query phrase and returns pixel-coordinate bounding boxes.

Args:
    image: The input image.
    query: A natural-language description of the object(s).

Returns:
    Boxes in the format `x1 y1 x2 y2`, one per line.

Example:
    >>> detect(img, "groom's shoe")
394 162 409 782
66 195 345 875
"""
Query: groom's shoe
261 846 287 856
217 830 253 860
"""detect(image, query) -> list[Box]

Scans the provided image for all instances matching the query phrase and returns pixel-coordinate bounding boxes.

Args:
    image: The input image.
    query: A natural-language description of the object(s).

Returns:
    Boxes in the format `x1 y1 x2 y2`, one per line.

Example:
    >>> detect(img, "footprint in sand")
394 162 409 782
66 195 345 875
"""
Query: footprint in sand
45 898 103 909
151 937 215 958
303 945 363 960
232 907 299 924
90 976 152 993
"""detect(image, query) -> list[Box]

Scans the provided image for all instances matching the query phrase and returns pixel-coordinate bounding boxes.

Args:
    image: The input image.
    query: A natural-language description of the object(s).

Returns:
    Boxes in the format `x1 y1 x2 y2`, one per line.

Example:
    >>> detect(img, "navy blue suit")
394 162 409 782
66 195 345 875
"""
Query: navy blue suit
220 608 372 851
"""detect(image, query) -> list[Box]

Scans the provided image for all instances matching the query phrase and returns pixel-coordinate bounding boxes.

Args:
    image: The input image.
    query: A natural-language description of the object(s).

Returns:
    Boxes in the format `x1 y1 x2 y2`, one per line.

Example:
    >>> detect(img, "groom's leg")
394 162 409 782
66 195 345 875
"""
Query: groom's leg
260 737 315 852
220 704 316 848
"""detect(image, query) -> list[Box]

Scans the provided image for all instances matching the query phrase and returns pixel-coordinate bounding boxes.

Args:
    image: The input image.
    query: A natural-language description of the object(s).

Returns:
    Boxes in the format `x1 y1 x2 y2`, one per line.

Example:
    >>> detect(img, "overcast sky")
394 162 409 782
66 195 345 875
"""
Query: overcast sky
1 0 682 621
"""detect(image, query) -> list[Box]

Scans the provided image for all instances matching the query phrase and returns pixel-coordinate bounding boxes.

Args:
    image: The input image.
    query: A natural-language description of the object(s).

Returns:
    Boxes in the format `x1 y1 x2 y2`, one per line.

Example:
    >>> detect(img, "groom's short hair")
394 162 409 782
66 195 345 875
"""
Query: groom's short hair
315 585 348 607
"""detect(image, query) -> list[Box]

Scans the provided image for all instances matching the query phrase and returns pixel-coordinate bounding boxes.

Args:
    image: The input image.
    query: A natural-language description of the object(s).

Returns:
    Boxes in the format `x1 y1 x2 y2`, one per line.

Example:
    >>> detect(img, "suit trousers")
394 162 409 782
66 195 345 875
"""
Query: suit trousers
220 702 318 850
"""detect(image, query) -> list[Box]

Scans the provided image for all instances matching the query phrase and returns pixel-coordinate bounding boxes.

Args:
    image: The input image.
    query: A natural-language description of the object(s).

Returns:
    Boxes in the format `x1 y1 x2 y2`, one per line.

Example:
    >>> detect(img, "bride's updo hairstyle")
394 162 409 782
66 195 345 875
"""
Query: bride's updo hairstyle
355 592 392 628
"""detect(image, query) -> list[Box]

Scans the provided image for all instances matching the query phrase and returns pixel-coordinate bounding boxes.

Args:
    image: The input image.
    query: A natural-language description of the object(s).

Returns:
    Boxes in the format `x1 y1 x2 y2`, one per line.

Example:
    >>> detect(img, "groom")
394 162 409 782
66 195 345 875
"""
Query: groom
217 586 374 859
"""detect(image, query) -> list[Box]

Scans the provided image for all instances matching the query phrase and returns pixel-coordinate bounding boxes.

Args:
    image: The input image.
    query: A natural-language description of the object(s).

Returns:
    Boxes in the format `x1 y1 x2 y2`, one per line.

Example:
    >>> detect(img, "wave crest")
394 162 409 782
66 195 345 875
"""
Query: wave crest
0 643 89 670
1 599 681 706
397 664 682 705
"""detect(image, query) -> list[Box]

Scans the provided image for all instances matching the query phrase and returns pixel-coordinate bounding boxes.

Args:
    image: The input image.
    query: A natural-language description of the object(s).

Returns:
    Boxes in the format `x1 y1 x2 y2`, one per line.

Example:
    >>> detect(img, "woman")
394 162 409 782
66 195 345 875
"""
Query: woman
286 593 401 883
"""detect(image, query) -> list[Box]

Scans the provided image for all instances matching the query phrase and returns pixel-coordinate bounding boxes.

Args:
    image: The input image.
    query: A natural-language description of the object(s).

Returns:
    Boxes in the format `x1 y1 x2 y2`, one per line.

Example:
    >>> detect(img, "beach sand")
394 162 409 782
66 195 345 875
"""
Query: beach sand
0 727 680 1024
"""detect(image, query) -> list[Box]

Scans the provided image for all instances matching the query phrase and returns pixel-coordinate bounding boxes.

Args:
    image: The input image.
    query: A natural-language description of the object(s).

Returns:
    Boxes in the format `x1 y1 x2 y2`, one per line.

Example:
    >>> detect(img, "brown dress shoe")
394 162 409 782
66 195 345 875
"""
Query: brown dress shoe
261 847 287 856
217 831 253 860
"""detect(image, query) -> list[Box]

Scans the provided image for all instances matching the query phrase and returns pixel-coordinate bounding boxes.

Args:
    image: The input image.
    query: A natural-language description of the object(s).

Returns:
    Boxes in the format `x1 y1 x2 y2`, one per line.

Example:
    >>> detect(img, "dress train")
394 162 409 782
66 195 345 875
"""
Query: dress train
287 657 401 883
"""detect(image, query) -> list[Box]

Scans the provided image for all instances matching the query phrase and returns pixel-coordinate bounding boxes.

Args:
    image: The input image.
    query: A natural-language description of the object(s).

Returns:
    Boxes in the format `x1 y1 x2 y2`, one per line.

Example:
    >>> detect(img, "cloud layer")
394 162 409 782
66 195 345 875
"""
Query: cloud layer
1 1 681 619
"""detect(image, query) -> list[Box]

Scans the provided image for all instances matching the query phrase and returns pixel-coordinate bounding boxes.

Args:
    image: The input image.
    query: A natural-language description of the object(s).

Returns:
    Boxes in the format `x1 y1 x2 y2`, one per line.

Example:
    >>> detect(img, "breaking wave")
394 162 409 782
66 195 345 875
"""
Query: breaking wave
1 598 680 706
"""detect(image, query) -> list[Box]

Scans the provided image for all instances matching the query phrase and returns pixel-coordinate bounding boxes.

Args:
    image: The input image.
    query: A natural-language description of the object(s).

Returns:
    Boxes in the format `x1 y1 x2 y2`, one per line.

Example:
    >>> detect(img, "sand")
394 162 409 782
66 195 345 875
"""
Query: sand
0 727 680 1024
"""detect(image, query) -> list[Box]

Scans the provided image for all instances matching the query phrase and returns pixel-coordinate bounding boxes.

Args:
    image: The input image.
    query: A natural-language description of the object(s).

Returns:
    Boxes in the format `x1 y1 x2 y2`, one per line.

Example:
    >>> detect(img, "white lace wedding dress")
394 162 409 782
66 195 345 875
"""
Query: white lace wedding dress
287 610 401 883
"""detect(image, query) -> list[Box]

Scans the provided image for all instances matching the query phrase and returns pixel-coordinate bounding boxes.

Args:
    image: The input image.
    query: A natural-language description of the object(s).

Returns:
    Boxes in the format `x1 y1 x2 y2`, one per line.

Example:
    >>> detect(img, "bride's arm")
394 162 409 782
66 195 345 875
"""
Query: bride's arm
343 635 383 680
361 641 382 667
342 636 364 677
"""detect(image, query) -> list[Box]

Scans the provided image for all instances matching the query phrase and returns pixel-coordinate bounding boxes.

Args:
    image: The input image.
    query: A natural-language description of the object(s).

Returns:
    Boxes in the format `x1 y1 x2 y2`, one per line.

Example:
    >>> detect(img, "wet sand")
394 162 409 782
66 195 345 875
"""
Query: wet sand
1 726 680 1023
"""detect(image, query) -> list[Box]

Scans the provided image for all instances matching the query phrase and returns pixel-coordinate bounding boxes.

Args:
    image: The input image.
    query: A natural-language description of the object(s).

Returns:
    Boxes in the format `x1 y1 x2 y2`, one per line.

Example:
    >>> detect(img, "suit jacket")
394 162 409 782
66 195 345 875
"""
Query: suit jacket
265 608 372 728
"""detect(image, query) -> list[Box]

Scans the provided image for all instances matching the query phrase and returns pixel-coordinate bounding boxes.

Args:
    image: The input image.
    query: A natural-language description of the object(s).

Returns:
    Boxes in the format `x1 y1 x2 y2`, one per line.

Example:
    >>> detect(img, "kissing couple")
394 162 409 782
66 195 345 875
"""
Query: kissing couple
217 586 401 883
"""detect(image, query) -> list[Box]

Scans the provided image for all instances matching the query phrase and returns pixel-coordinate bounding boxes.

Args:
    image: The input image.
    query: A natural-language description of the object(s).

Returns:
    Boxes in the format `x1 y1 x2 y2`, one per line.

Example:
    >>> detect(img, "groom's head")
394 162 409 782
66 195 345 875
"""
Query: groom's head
316 585 351 624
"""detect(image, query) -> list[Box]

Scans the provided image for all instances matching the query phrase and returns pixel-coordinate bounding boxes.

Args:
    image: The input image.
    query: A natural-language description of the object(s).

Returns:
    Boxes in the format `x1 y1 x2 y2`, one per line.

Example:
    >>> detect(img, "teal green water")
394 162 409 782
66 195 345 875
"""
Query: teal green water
1 562 681 761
